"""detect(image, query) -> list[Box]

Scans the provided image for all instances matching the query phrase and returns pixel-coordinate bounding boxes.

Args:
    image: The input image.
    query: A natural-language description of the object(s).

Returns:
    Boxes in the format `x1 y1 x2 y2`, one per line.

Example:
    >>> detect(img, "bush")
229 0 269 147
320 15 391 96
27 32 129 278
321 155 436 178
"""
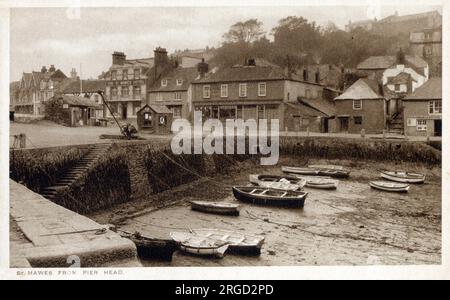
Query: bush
9 147 89 193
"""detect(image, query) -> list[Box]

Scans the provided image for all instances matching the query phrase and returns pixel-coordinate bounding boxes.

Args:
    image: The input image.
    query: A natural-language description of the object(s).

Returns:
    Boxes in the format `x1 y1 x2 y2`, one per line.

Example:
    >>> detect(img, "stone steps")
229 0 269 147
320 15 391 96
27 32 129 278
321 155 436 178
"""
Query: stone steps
40 144 111 201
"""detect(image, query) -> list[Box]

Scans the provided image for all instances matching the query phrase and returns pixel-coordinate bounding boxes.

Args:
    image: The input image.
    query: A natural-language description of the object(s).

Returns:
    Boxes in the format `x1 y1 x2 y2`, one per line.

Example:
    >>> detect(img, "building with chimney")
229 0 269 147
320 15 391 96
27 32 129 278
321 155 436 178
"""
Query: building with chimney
410 27 442 77
190 58 339 132
13 65 67 115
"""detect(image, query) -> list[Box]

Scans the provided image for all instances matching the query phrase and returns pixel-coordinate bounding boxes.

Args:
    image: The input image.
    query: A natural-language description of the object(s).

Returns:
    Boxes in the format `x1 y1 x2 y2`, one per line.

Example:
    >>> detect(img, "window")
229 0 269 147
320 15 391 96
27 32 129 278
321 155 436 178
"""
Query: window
258 82 267 97
417 119 427 131
111 87 118 99
156 93 163 102
111 71 117 80
161 79 168 87
122 86 129 97
429 100 442 115
172 107 182 117
174 92 182 100
395 84 401 92
354 116 363 125
134 69 140 79
94 95 100 103
203 85 211 98
353 99 362 110
133 86 141 99
143 112 152 126
302 118 310 126
221 84 228 98
123 70 128 80
117 71 123 81
239 83 247 98
176 79 183 86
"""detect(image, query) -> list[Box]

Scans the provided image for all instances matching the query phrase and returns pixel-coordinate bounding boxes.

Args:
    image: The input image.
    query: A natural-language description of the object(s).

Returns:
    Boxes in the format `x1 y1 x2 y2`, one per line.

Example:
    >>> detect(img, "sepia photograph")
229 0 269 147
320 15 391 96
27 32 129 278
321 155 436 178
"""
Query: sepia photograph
0 0 447 281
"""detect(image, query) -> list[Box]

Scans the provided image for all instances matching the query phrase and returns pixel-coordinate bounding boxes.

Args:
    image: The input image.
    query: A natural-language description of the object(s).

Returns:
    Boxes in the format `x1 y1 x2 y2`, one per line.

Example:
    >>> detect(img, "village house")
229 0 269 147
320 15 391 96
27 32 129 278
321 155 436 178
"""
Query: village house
60 71 106 120
190 58 339 133
173 48 215 68
354 51 429 134
13 65 67 115
346 10 442 36
334 78 386 134
44 95 102 127
410 26 442 77
304 64 344 91
403 78 442 137
147 65 202 120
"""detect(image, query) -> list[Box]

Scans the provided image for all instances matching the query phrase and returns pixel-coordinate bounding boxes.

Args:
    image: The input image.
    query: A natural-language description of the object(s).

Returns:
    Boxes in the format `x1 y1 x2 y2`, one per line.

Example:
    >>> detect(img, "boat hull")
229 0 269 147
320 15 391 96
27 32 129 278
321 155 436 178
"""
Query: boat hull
249 174 305 191
190 201 240 216
232 186 307 208
305 182 338 190
119 232 178 261
369 181 409 193
179 244 229 258
191 228 265 256
380 172 425 184
282 166 350 178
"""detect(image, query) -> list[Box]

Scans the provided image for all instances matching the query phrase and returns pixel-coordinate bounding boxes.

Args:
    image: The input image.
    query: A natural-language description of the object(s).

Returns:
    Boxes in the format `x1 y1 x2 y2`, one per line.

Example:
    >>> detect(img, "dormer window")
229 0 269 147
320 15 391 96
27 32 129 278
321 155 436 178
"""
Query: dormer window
161 79 168 87
176 79 183 86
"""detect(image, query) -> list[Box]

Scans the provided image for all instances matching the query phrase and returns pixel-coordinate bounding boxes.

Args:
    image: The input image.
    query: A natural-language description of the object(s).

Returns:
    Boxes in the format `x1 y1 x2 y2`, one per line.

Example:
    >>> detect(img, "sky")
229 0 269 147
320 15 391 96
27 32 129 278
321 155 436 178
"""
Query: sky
10 4 442 82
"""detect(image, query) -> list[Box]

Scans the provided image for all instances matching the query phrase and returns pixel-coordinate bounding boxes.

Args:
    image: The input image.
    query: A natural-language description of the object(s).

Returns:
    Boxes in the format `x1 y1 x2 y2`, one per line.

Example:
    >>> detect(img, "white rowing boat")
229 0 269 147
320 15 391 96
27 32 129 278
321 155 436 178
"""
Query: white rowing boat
249 174 306 191
170 231 229 258
369 181 410 193
380 171 425 184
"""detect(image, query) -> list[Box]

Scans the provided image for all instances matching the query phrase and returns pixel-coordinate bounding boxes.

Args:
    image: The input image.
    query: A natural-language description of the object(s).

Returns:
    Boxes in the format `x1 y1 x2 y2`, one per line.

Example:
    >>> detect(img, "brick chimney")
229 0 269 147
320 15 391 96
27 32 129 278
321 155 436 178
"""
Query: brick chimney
41 66 47 73
49 65 56 73
112 51 126 65
154 47 169 69
197 58 209 78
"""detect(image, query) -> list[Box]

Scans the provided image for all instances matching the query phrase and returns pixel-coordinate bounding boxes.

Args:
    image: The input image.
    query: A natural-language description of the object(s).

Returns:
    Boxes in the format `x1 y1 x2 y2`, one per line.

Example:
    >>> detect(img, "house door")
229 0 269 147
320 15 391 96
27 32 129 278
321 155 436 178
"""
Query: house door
122 106 127 119
339 117 349 132
323 118 329 133
434 120 442 137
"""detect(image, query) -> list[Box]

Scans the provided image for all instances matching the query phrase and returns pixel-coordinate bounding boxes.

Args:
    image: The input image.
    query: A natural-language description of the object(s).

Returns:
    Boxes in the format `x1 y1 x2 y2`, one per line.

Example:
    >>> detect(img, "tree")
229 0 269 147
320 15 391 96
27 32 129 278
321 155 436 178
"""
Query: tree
223 19 265 44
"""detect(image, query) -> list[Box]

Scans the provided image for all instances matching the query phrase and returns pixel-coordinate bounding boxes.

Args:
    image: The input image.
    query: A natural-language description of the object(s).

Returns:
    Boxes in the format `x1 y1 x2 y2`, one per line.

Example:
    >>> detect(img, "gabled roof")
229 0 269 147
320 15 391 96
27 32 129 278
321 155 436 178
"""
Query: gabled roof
148 67 198 92
387 72 416 85
51 95 101 108
357 55 428 70
379 10 441 24
138 104 172 114
335 78 383 100
404 78 442 101
61 79 106 94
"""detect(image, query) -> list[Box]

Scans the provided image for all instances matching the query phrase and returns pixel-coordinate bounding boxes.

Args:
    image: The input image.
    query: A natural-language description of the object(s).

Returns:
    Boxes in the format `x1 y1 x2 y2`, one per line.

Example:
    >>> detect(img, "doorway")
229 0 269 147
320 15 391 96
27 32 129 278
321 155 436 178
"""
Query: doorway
339 117 349 132
434 119 442 136
122 105 127 119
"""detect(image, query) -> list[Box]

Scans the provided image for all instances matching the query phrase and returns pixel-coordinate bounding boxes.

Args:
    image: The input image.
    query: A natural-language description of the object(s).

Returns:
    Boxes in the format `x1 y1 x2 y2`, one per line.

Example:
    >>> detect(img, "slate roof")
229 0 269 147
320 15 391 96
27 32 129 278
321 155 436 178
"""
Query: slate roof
51 95 101 108
286 102 327 118
335 78 383 100
404 78 442 101
297 97 336 117
357 55 428 70
148 67 199 92
61 80 106 94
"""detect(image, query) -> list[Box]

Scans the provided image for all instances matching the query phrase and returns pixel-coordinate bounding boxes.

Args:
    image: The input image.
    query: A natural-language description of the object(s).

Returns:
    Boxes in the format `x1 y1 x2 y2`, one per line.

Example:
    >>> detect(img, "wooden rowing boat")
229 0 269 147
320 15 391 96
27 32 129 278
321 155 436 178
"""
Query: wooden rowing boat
308 164 345 170
189 201 240 216
232 186 308 208
170 231 229 258
302 177 339 189
118 231 178 261
188 228 265 255
369 181 410 193
249 174 306 191
283 166 350 178
281 166 319 175
380 171 425 184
